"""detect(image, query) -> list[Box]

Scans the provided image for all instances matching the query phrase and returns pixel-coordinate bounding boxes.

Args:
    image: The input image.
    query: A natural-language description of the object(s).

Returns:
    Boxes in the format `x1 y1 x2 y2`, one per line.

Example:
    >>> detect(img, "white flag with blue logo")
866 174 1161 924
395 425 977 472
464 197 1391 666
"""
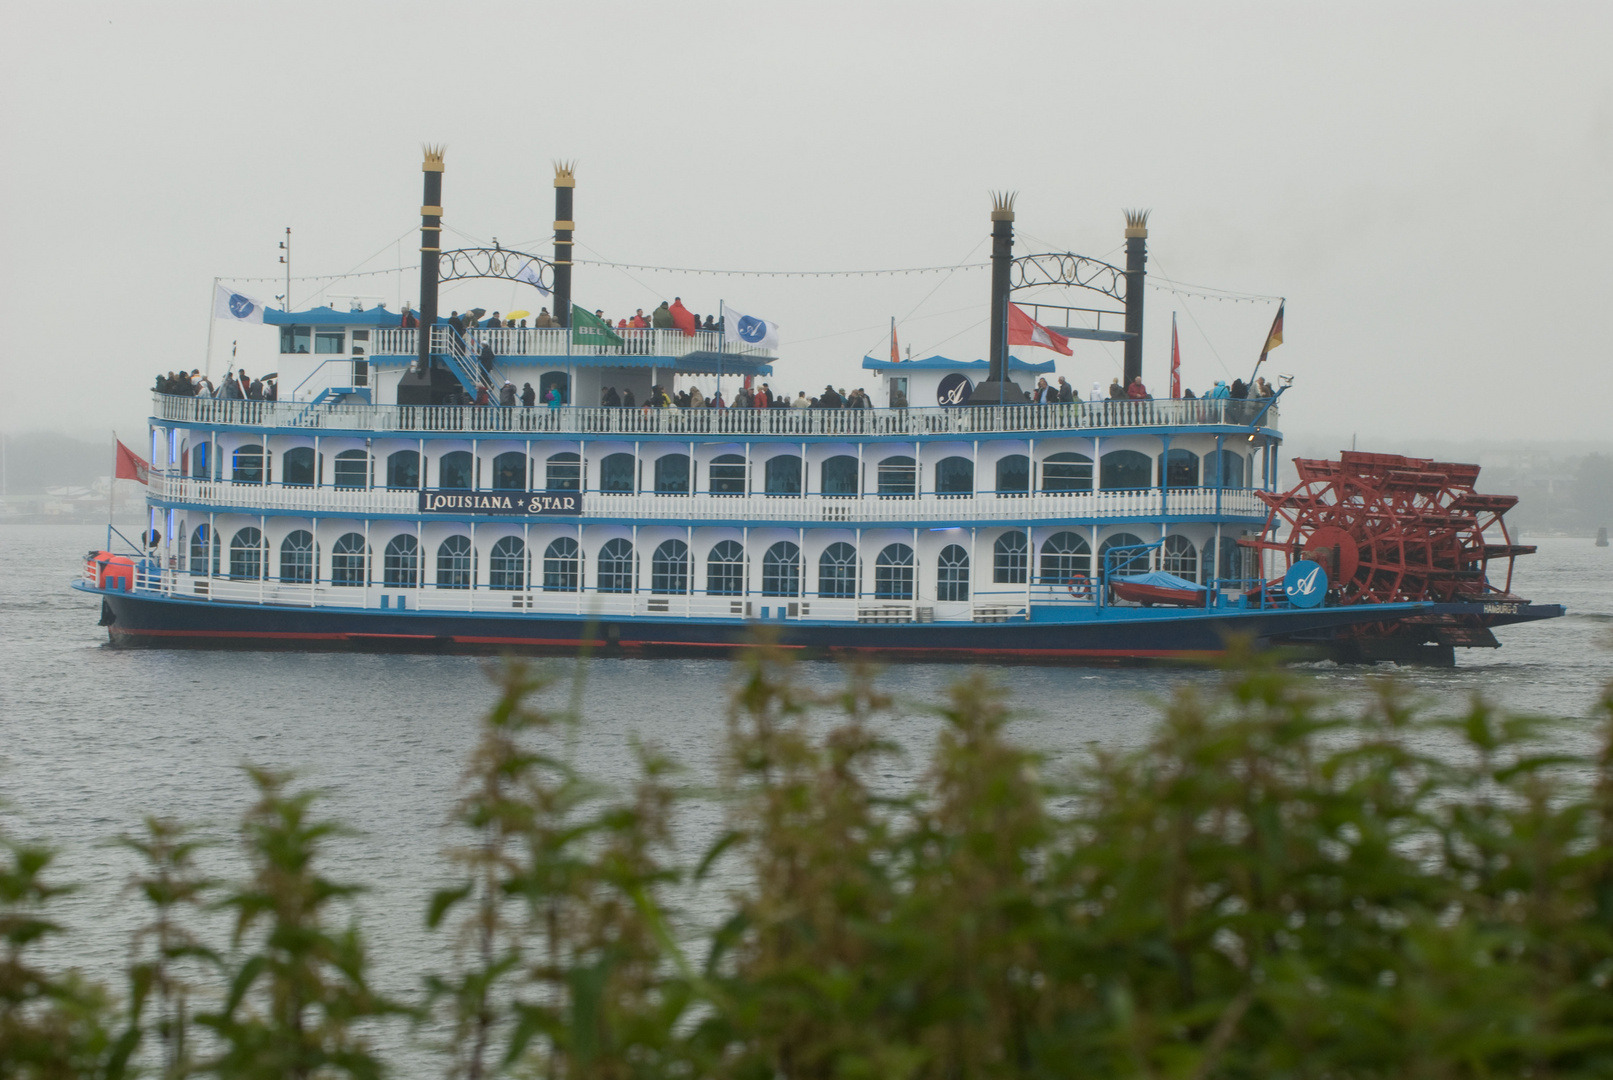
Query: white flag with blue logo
515 259 551 296
723 306 781 349
214 283 266 323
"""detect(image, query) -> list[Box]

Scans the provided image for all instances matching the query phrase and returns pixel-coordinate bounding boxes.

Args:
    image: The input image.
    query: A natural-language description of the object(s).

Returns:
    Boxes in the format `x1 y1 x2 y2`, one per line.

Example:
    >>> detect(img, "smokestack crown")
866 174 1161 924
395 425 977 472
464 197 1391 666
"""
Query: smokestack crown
1124 208 1150 238
991 190 1017 222
554 160 576 188
422 145 445 172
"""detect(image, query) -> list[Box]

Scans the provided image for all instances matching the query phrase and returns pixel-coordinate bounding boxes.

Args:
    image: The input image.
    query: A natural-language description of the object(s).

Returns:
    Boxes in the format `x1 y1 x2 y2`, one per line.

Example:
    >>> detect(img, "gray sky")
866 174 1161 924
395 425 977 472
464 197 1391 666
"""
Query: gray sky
2 1 1609 449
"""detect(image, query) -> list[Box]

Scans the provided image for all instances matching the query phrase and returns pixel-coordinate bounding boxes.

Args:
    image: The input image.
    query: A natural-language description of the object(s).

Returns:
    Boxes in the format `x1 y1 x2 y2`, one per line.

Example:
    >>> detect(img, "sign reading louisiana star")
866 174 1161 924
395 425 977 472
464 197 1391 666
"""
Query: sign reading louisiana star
418 490 581 516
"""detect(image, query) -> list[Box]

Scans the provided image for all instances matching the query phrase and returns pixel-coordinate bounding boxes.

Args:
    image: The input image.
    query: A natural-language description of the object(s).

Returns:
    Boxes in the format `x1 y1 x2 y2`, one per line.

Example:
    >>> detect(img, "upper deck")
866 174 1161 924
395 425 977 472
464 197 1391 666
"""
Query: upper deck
152 393 1279 440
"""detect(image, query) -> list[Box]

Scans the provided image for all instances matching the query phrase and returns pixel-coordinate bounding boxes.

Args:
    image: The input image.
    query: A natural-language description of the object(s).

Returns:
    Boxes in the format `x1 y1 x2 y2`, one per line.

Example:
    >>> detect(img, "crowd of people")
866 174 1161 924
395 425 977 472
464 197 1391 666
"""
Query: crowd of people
596 382 877 411
404 298 724 336
1081 374 1276 403
154 368 278 401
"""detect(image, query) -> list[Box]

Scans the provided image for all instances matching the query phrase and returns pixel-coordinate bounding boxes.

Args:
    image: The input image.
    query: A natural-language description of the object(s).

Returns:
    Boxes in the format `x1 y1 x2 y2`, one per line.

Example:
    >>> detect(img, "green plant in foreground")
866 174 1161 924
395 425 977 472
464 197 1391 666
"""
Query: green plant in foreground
2 649 1611 1079
195 768 407 1079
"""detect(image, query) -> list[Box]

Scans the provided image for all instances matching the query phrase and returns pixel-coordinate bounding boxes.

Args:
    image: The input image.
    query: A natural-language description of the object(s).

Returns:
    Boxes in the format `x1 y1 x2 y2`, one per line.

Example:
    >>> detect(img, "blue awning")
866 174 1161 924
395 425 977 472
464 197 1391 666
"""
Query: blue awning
264 305 411 327
860 354 1057 374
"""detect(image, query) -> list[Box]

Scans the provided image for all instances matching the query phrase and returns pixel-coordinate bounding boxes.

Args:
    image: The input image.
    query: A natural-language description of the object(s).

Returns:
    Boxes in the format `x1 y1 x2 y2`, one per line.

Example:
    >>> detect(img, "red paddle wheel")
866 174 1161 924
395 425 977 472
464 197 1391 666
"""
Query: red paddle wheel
1242 452 1538 658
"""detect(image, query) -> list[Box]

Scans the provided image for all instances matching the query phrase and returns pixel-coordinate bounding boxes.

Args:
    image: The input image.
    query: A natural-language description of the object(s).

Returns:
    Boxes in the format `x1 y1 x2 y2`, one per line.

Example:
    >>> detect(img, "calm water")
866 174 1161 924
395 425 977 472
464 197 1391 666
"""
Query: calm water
2 521 1609 1066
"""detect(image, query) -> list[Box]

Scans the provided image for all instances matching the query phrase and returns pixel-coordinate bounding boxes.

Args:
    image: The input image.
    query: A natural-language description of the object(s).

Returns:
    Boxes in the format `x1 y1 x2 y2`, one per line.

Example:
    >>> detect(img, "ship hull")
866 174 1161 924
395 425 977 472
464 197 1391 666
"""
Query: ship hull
83 584 1521 665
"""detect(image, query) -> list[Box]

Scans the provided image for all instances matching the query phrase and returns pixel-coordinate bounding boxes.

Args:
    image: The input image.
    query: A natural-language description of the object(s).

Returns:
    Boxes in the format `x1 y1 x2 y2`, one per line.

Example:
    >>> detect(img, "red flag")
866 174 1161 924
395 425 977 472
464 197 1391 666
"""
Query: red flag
891 324 900 363
115 440 150 485
1170 312 1181 399
668 299 697 337
1006 304 1072 355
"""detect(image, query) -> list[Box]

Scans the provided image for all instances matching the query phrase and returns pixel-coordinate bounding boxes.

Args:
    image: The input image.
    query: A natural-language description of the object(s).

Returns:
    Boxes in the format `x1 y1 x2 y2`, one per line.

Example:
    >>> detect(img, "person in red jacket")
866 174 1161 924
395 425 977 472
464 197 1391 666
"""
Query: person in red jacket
1127 376 1150 400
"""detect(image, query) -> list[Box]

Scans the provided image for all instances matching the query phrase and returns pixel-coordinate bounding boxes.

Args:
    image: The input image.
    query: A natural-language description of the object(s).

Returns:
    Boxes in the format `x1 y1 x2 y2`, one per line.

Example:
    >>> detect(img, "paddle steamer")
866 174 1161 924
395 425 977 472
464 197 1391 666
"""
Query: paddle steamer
78 151 1562 663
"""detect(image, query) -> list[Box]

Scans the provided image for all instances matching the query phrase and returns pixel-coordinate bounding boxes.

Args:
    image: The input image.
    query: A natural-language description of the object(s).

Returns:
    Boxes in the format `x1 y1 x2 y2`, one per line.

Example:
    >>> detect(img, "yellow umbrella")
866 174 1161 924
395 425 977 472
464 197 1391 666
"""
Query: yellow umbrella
506 309 531 320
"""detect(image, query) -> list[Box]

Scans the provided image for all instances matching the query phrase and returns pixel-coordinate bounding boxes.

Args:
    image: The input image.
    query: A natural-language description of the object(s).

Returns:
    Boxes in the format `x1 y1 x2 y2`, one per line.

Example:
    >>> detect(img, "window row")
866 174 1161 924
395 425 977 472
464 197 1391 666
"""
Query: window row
194 446 1250 494
185 528 957 599
184 526 1247 595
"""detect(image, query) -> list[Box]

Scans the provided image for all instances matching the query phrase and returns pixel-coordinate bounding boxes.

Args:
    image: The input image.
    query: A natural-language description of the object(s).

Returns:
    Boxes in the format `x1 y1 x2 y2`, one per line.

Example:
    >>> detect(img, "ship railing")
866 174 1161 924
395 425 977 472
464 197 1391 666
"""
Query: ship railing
147 474 1269 523
117 565 1036 623
370 327 774 361
151 394 1277 437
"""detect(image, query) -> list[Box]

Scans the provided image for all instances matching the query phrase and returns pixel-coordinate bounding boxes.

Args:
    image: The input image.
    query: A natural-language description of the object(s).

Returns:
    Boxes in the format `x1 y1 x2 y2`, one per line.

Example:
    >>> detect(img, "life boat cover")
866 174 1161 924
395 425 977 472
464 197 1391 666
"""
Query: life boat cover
1113 570 1204 592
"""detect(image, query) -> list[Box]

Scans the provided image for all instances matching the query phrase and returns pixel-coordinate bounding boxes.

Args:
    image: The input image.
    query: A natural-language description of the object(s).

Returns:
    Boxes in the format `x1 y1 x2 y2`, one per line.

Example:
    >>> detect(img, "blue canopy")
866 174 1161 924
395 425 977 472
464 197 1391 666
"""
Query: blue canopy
860 354 1057 374
1113 570 1205 592
264 304 410 327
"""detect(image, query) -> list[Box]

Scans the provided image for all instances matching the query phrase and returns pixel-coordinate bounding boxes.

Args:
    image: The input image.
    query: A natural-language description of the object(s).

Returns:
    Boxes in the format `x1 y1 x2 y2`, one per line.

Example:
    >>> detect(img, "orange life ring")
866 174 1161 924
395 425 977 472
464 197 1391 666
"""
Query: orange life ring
1067 575 1092 599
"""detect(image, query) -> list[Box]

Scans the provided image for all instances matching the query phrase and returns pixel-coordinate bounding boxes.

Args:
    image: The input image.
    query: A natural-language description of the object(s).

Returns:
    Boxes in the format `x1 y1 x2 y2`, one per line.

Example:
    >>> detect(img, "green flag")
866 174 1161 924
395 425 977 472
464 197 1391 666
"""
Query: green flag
571 305 623 347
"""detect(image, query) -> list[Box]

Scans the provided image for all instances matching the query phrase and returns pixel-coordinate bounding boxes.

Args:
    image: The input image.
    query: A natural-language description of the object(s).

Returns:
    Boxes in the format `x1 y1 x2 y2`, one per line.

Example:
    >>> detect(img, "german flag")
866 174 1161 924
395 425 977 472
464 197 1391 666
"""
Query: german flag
1259 301 1284 364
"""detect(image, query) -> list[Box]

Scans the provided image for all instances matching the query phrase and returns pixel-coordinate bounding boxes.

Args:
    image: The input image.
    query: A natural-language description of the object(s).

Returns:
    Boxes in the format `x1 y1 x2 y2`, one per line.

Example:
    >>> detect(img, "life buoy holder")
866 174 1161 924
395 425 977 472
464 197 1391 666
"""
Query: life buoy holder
1067 575 1092 599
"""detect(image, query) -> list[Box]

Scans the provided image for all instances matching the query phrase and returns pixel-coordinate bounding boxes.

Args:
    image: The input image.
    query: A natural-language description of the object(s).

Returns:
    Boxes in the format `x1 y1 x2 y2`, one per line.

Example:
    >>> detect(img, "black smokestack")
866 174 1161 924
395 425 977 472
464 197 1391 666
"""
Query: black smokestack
971 191 1024 406
553 162 575 328
417 146 444 372
1122 209 1148 388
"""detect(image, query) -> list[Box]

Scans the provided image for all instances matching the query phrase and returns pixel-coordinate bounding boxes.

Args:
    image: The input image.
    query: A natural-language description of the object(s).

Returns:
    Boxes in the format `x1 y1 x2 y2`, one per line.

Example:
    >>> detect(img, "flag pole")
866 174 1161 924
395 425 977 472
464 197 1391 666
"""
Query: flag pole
108 430 116 529
718 299 725 400
204 278 218 380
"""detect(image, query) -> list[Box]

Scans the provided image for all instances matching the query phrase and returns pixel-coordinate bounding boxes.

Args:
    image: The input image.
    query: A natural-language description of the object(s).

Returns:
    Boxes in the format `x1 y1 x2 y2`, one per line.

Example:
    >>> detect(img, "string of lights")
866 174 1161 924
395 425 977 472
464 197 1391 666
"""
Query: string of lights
572 258 990 278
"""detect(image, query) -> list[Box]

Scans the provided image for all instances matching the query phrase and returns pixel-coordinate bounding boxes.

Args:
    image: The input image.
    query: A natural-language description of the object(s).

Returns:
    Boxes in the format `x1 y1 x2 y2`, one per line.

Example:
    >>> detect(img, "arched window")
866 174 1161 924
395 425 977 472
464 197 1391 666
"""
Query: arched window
546 452 580 491
1039 531 1092 585
188 524 217 575
228 527 266 579
599 452 635 494
707 540 746 595
654 453 690 495
1205 537 1250 583
820 455 858 496
331 532 368 586
492 451 528 491
438 451 473 490
1099 532 1150 577
334 449 370 489
282 446 316 487
539 371 569 405
1042 452 1093 492
651 539 691 594
994 530 1028 584
489 536 527 590
934 456 974 497
436 535 474 588
191 441 211 480
877 455 916 497
543 537 580 592
761 541 801 597
1099 450 1152 490
818 542 858 598
232 444 264 484
1160 535 1199 582
280 530 316 583
995 454 1030 496
383 534 420 587
874 544 915 599
1208 449 1246 489
1158 448 1200 488
598 538 636 592
764 456 802 496
386 450 420 489
709 454 747 495
937 544 970 601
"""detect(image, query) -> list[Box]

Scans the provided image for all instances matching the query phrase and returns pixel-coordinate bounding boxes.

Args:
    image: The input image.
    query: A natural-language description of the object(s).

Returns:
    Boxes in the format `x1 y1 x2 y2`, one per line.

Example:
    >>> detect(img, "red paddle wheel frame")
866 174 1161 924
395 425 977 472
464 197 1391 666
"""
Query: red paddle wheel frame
1243 451 1535 609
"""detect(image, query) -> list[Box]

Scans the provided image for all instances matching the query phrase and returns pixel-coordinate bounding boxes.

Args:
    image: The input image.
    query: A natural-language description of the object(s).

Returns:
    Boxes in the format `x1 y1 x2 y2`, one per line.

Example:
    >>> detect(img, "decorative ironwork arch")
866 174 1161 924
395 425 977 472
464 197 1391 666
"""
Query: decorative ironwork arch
1009 252 1127 304
438 247 555 294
